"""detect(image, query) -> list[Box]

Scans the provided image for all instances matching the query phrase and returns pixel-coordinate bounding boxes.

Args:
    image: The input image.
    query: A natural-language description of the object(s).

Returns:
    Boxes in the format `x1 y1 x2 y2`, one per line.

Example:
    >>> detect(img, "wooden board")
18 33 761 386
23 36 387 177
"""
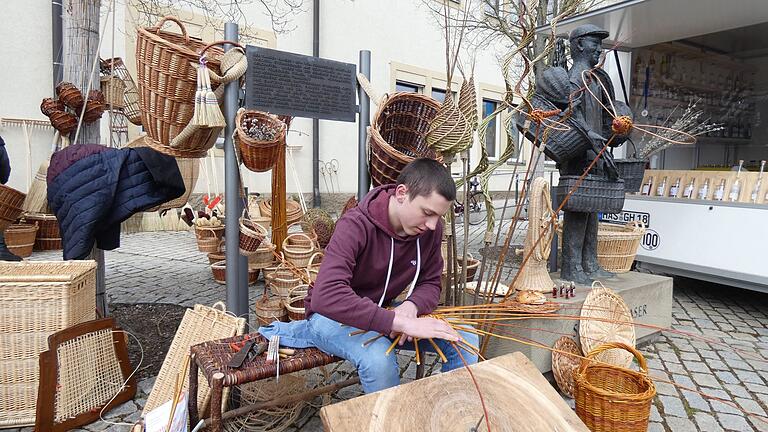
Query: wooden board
320 352 589 432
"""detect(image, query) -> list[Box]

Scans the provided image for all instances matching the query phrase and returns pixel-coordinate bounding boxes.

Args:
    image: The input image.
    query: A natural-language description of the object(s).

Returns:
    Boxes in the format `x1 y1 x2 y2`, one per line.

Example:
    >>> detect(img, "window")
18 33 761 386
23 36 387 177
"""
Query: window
396 81 423 93
431 88 457 103
483 98 502 159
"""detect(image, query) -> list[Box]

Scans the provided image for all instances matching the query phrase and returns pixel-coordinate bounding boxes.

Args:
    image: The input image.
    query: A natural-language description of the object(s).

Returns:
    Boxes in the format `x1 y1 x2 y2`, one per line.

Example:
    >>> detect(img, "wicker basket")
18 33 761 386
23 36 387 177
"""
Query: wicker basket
210 260 259 285
0 185 26 232
4 224 38 258
283 233 315 268
40 98 65 116
195 225 225 252
23 213 59 238
101 58 142 125
288 223 318 249
236 110 286 172
55 82 84 110
597 221 645 273
368 93 442 187
142 302 246 417
100 75 126 108
258 198 303 225
574 342 656 432
267 269 303 300
555 175 625 213
239 213 268 256
249 242 276 269
48 110 79 135
207 250 225 265
0 261 96 427
615 159 647 194
82 90 106 123
254 295 288 326
136 16 224 158
284 285 309 321
456 254 480 282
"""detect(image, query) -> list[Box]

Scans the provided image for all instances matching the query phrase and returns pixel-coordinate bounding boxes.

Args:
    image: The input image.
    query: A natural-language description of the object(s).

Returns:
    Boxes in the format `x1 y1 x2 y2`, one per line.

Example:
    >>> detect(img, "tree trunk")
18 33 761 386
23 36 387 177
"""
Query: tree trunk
62 0 101 145
62 0 106 315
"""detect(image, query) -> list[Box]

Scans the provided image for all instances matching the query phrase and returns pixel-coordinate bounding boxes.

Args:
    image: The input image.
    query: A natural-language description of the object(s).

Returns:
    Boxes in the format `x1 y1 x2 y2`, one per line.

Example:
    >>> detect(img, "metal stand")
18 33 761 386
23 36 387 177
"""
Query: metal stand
357 50 371 201
224 23 248 322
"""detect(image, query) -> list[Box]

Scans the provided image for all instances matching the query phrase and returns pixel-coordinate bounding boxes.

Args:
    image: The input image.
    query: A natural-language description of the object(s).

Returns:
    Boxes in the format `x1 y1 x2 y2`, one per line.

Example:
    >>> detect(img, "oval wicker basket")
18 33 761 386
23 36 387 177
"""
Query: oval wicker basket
210 260 259 285
284 284 309 321
239 214 267 256
267 269 303 301
196 233 223 253
287 223 318 249
597 221 645 273
135 16 224 158
254 295 288 327
4 223 39 258
207 250 225 265
249 242 276 269
0 185 26 232
368 92 442 187
235 110 286 172
574 342 656 432
55 81 84 110
282 233 315 268
40 98 65 116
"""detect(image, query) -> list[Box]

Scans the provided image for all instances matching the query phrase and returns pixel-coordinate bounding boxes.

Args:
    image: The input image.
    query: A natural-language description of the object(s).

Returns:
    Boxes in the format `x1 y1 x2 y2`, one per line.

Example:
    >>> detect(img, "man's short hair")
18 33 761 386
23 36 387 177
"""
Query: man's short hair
396 158 456 201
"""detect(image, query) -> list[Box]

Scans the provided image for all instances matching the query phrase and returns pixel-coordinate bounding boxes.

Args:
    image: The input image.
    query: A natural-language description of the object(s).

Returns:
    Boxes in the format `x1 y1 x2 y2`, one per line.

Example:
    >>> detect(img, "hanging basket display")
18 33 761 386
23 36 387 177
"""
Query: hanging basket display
100 58 142 125
235 110 286 173
135 16 224 158
100 75 126 109
55 82 84 111
239 212 268 256
368 93 442 187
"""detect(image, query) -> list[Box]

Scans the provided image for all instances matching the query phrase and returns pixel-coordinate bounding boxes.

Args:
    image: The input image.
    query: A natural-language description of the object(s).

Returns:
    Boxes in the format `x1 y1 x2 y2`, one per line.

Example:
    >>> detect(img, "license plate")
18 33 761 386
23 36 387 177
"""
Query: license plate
599 210 650 227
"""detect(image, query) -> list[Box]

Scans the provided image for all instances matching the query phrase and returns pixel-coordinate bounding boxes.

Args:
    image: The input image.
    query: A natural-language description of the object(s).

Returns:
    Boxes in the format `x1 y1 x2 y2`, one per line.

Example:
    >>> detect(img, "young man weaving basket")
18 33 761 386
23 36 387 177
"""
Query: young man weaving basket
258 158 479 393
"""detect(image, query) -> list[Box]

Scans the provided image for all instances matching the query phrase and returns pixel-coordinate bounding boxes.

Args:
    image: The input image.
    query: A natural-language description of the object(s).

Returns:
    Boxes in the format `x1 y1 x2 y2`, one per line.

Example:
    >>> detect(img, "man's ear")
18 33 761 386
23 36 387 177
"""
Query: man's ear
394 184 409 203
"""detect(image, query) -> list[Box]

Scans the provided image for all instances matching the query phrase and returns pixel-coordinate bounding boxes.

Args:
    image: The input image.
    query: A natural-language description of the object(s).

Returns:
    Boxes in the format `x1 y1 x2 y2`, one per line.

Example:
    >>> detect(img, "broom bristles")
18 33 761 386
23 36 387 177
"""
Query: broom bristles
203 66 226 128
22 159 51 213
191 64 206 126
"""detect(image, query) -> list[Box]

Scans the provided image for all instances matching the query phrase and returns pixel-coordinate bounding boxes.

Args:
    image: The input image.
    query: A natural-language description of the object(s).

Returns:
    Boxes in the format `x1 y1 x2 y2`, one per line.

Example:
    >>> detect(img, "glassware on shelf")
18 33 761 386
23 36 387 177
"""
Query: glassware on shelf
683 178 696 199
714 179 726 201
752 160 766 203
698 179 710 200
729 160 744 202
669 178 681 197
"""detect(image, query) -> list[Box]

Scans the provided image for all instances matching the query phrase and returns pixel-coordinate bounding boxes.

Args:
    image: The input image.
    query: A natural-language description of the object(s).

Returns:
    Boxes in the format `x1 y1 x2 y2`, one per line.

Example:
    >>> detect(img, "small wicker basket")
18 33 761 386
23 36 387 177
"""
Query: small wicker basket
284 285 309 321
4 223 39 258
210 261 259 285
282 233 315 268
235 110 286 173
267 269 303 301
0 185 26 232
239 213 267 256
254 295 288 326
574 342 656 432
100 75 126 108
597 221 645 273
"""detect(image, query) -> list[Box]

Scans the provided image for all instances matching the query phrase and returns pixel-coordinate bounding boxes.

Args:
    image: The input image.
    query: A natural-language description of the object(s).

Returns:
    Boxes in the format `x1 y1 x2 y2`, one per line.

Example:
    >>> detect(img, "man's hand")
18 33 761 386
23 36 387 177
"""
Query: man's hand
391 314 460 344
389 301 419 342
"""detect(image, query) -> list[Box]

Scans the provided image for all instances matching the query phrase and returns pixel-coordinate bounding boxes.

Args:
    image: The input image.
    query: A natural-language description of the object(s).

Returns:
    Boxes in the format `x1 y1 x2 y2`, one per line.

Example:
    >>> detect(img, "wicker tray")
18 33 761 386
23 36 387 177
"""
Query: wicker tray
0 261 97 428
552 336 582 398
579 282 635 368
143 303 246 417
501 300 561 314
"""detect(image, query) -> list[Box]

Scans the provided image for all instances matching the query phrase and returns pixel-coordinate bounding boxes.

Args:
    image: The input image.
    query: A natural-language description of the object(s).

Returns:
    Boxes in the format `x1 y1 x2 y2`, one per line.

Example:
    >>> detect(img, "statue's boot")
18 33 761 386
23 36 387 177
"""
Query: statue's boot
581 212 615 280
0 234 21 261
561 211 593 285
561 266 593 285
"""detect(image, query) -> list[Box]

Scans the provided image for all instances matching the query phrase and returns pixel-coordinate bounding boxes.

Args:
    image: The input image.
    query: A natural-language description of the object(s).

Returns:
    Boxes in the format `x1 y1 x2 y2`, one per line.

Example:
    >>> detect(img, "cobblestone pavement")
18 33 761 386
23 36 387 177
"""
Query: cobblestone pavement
12 229 768 431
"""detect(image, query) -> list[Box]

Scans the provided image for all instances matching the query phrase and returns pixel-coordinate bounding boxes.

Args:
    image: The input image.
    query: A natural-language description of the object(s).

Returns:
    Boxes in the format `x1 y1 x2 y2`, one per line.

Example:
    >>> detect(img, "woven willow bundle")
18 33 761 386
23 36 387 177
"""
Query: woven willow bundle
425 93 473 155
458 76 478 132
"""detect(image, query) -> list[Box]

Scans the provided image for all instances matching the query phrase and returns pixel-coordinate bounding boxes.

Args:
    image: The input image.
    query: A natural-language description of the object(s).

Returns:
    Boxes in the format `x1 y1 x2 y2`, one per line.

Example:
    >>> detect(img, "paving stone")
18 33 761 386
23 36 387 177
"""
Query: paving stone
736 397 767 416
647 421 665 432
656 380 680 396
103 400 137 419
717 412 753 431
685 361 711 374
706 358 730 371
671 373 695 389
694 412 725 432
712 399 744 416
705 388 733 401
735 369 765 385
659 395 687 418
682 389 710 411
660 350 682 364
746 382 768 395
666 416 696 431
665 362 687 375
137 376 156 396
716 371 740 385
680 351 702 361
692 372 723 389
650 403 662 422
700 349 720 360
725 383 753 399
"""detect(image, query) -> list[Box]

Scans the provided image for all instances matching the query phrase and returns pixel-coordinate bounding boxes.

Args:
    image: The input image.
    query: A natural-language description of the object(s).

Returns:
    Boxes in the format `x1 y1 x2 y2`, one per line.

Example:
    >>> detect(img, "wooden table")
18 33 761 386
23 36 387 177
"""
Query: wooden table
320 352 589 431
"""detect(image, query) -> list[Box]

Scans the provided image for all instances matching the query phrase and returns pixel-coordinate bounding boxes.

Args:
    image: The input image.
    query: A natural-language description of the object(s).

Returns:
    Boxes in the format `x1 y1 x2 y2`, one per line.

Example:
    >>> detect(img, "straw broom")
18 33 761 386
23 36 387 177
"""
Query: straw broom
23 131 60 213
202 61 226 128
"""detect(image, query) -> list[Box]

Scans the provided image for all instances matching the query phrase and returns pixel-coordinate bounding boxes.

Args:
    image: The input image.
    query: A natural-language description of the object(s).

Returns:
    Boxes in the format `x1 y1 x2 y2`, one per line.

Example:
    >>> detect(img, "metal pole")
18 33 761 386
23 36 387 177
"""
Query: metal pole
224 23 248 322
312 0 321 207
52 0 63 91
549 171 558 273
357 50 371 201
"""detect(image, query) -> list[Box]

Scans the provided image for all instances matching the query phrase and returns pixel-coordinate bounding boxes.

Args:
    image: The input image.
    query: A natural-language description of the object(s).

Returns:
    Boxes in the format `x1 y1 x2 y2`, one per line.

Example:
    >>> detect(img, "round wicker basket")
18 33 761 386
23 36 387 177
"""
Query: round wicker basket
254 296 288 326
551 336 582 398
596 221 645 273
4 223 39 258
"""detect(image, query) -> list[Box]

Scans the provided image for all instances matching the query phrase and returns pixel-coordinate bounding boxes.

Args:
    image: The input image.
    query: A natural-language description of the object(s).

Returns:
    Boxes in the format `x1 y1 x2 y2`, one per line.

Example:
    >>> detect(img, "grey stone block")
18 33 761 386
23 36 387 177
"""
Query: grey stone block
694 412 725 432
682 389 710 411
666 416 696 432
692 372 723 389
717 413 753 431
659 395 688 418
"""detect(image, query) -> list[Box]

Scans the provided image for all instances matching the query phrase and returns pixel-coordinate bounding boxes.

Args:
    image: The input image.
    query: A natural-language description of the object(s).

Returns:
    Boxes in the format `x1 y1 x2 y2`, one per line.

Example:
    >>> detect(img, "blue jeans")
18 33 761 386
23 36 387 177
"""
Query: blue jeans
258 313 479 393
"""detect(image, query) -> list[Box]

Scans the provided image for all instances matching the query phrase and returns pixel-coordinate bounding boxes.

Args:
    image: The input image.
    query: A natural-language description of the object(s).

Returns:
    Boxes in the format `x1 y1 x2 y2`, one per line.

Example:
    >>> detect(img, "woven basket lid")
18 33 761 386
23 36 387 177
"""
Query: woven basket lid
551 336 581 398
579 281 636 367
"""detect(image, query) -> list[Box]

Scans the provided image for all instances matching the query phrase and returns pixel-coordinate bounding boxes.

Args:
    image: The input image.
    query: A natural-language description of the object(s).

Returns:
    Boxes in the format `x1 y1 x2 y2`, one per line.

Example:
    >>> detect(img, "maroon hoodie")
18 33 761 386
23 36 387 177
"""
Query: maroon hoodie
304 185 444 334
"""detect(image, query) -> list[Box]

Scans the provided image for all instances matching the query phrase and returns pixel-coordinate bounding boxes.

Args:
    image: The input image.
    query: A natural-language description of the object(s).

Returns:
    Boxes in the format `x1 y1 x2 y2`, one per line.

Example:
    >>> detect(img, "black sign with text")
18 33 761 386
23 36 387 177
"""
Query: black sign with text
245 46 357 122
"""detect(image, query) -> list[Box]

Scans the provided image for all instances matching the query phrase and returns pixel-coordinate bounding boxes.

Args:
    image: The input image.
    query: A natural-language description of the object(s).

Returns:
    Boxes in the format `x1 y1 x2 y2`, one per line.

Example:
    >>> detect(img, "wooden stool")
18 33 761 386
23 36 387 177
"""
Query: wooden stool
189 333 344 432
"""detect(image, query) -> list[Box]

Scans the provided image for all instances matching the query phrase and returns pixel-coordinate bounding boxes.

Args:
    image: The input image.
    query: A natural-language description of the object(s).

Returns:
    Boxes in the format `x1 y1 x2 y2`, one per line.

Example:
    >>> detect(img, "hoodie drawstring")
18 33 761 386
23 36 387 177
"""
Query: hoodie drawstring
378 238 421 307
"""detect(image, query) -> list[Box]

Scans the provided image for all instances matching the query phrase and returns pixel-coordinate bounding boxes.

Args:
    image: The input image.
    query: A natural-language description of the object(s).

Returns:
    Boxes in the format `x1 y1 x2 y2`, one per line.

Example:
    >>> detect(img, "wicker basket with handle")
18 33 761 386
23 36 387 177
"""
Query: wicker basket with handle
282 233 315 268
284 284 309 321
0 185 26 232
235 109 286 172
574 342 656 432
596 221 645 273
135 16 224 157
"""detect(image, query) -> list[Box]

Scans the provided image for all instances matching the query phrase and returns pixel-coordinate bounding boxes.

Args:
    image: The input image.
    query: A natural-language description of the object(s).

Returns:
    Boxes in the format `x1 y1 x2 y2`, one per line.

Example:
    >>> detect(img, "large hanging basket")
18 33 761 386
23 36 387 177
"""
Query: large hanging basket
555 175 625 213
135 16 224 158
368 93 442 187
574 342 656 432
4 224 38 258
235 110 286 172
239 213 268 256
282 233 315 268
0 185 26 232
597 221 645 273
